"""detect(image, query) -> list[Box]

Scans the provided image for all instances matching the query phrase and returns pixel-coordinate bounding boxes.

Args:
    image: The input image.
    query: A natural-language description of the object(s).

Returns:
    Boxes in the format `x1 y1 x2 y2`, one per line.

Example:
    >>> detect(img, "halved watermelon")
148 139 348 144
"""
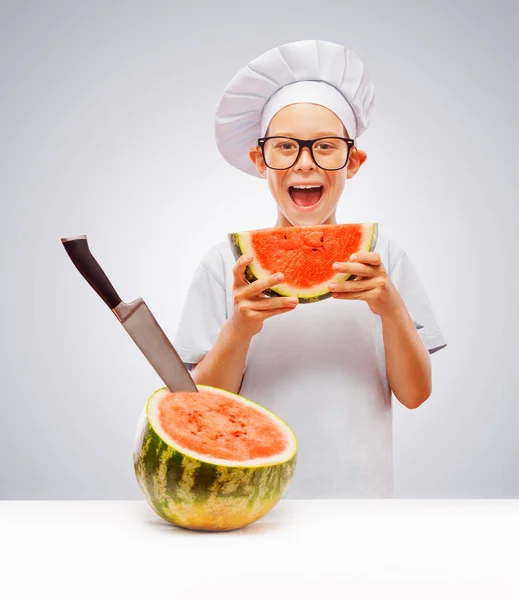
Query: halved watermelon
134 385 297 532
228 223 378 303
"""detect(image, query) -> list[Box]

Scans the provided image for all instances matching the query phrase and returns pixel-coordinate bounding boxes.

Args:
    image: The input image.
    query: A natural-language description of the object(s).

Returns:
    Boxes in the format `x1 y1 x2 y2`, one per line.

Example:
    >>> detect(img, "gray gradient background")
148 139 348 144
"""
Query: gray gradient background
1 0 517 499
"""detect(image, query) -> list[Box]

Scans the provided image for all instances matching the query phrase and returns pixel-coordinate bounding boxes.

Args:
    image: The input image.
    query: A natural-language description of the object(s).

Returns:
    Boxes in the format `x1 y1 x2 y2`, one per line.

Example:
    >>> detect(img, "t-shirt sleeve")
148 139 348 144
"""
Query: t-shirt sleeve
389 250 447 355
172 256 228 366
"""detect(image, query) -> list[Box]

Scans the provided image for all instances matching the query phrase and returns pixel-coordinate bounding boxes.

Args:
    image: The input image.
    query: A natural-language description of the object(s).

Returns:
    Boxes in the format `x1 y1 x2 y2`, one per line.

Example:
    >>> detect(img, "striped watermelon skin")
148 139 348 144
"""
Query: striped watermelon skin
133 389 297 532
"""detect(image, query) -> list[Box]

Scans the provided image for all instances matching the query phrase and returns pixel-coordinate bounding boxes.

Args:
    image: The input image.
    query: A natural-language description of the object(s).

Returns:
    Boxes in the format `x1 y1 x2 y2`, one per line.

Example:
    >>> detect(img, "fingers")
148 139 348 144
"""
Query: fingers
232 256 299 327
239 296 299 314
241 304 298 321
332 261 378 278
234 269 288 303
246 271 286 298
349 251 382 266
232 254 254 288
232 255 285 295
331 291 366 300
328 276 380 294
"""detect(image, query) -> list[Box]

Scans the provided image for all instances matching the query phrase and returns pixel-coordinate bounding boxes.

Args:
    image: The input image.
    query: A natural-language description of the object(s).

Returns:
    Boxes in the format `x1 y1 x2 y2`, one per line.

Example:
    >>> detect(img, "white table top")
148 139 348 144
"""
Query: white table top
1 499 518 599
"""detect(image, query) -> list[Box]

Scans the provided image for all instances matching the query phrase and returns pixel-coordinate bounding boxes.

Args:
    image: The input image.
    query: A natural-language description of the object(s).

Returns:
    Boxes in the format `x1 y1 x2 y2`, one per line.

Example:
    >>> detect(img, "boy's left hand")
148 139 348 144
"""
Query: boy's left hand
328 251 402 318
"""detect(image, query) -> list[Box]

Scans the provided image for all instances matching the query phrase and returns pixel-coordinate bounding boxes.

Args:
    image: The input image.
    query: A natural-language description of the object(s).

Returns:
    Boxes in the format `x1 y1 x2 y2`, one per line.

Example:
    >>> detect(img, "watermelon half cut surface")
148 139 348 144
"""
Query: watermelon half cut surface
134 385 298 532
228 222 378 303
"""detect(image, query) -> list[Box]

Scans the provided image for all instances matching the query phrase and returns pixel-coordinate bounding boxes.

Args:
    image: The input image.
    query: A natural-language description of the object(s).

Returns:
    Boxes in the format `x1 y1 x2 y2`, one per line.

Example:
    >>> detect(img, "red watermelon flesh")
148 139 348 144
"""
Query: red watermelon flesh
228 223 378 303
158 389 289 462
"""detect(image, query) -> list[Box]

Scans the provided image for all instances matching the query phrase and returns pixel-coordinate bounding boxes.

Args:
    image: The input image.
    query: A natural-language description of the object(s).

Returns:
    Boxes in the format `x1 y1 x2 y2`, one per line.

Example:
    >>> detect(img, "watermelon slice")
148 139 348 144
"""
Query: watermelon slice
228 223 378 303
134 385 297 532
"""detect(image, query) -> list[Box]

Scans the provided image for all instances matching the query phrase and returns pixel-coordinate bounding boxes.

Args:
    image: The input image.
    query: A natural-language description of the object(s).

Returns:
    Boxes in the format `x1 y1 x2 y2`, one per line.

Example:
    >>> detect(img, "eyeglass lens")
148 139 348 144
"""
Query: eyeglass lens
263 138 349 170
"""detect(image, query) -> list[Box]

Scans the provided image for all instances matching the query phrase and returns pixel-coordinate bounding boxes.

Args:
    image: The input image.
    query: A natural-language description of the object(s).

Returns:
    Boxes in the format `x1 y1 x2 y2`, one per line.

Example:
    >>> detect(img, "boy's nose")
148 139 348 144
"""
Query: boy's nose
293 147 317 170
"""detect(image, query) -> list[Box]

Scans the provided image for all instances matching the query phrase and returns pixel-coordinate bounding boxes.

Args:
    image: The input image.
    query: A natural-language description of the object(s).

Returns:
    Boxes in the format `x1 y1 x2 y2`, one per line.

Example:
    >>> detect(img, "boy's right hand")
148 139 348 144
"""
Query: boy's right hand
230 254 299 338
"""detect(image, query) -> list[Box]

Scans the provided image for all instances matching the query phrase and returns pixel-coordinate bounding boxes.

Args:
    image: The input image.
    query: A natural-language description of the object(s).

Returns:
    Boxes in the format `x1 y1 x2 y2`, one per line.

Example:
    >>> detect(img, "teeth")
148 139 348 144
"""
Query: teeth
292 185 322 189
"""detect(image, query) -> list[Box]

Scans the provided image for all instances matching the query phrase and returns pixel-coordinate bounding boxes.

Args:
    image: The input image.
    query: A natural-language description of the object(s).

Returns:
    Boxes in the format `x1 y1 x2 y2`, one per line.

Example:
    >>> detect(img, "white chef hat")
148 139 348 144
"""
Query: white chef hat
214 39 375 178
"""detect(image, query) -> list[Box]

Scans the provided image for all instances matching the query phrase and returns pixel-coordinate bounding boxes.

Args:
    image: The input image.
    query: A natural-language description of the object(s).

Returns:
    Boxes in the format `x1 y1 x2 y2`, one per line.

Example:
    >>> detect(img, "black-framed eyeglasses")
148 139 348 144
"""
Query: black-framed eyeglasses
257 136 355 171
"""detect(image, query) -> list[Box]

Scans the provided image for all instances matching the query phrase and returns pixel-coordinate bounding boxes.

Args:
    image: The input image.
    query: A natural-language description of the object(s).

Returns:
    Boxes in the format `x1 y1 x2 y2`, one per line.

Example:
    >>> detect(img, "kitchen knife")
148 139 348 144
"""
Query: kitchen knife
61 234 198 393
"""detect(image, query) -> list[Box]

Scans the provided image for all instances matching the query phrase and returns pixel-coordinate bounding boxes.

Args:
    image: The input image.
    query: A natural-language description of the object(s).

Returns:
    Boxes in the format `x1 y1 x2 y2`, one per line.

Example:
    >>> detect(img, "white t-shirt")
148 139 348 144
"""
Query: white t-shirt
173 232 447 499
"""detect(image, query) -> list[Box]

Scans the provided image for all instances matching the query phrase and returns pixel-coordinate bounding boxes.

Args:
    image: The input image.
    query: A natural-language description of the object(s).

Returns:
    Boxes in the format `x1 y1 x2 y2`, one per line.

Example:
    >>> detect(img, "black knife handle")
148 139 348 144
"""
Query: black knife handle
61 235 122 310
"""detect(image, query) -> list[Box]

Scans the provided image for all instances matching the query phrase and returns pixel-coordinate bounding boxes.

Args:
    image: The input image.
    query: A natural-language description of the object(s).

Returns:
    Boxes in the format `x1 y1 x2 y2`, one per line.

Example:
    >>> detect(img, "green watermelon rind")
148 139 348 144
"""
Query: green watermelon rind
133 385 298 532
228 223 378 304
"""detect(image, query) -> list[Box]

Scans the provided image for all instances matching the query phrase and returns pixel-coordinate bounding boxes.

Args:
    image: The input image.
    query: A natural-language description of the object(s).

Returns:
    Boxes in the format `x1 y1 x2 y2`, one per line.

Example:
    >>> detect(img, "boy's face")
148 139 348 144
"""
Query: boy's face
249 103 367 227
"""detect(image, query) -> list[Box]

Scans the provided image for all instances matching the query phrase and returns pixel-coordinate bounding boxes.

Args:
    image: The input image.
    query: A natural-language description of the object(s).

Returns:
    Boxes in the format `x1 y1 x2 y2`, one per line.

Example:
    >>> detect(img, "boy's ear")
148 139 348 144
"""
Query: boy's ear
249 146 267 178
346 148 368 179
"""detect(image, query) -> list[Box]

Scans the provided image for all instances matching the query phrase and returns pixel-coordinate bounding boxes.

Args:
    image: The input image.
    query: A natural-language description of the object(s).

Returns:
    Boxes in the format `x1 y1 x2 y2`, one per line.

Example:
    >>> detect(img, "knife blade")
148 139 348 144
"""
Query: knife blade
61 234 198 393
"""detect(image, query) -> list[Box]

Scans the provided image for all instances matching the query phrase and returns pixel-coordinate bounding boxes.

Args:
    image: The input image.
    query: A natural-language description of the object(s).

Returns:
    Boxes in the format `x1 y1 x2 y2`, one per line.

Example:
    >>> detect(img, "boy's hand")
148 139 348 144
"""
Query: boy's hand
230 254 299 338
328 251 402 318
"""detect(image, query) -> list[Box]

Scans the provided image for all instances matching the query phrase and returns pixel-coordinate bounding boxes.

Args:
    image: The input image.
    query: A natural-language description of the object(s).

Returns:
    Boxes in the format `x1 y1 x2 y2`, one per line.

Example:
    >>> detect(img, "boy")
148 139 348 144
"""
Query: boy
173 40 447 499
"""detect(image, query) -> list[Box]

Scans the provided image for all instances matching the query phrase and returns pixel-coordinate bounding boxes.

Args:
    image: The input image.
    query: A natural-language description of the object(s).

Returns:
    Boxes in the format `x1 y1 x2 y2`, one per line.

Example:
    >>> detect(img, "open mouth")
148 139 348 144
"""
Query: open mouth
288 186 324 209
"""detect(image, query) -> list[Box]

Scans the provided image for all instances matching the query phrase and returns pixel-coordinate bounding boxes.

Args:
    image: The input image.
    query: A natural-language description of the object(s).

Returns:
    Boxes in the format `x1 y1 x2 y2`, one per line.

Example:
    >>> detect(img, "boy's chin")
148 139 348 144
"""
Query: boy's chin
280 205 329 227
